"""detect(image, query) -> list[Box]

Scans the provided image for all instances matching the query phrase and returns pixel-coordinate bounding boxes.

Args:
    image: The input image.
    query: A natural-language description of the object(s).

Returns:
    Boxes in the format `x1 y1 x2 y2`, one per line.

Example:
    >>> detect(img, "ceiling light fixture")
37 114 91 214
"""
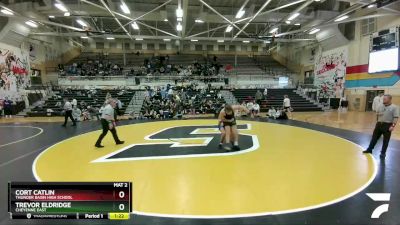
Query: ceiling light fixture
136 38 143 41
235 9 245 19
334 15 349 22
269 27 278 33
120 1 130 14
294 23 301 26
106 37 115 40
164 18 168 22
243 40 250 43
225 25 233 32
76 19 87 27
191 39 198 42
1 9 14 15
176 7 183 18
309 28 320 34
54 3 68 12
177 17 182 22
64 12 70 16
163 39 171 41
368 4 376 8
217 40 224 43
287 12 300 21
48 15 55 18
285 20 291 24
25 20 38 28
177 22 182 31
81 36 89 39
131 22 139 30
195 19 204 23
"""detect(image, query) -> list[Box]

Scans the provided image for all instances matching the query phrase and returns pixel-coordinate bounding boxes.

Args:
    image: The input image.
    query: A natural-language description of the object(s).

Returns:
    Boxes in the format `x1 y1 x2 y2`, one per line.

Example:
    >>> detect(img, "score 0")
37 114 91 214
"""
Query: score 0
113 182 129 212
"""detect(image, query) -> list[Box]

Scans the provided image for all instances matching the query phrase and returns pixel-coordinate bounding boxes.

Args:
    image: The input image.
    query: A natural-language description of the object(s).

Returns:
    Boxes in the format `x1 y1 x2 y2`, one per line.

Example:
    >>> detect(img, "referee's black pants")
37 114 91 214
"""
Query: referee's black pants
95 119 121 146
366 122 392 154
63 110 76 126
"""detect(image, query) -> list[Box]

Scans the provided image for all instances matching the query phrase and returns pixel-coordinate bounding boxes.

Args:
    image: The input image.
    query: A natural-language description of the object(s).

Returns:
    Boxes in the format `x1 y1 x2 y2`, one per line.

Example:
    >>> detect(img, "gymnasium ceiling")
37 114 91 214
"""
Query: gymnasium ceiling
0 0 399 44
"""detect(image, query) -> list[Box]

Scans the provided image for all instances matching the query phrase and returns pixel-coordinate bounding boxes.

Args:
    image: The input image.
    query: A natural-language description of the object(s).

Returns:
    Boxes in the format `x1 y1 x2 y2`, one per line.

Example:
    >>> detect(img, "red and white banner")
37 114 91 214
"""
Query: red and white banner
314 46 348 98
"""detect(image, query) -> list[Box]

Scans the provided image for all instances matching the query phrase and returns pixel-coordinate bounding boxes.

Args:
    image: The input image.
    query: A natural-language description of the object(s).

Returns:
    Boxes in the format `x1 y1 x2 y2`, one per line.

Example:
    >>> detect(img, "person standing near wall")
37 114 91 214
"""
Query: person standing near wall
372 93 384 112
363 94 399 159
255 90 263 105
283 95 292 119
4 97 13 118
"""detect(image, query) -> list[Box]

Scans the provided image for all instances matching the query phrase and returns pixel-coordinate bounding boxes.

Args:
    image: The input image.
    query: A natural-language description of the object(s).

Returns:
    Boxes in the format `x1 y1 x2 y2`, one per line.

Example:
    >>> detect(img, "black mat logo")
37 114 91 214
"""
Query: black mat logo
93 124 259 162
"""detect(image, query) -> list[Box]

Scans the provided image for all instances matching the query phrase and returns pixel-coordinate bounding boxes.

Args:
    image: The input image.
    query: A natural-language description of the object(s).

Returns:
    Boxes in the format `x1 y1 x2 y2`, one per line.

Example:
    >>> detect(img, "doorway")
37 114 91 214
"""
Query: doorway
365 90 384 111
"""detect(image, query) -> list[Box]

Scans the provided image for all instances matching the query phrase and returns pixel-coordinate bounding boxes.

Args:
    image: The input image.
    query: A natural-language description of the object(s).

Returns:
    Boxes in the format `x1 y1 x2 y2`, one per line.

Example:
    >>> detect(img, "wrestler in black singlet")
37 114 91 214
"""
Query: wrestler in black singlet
223 110 236 127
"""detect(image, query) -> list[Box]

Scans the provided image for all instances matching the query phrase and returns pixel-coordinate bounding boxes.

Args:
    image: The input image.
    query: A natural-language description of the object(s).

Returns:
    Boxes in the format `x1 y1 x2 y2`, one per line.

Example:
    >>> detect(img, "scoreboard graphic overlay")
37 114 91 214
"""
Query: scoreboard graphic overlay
8 182 132 220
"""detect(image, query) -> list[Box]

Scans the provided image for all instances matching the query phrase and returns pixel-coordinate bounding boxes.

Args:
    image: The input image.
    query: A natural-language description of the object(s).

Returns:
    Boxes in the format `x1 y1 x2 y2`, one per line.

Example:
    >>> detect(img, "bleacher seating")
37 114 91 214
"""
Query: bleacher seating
140 88 226 116
27 89 135 117
254 55 291 75
169 54 206 65
232 89 323 112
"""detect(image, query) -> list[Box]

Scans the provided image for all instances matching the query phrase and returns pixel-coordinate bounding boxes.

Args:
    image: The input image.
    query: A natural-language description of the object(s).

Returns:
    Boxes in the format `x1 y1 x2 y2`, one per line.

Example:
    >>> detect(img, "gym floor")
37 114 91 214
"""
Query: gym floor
0 111 399 225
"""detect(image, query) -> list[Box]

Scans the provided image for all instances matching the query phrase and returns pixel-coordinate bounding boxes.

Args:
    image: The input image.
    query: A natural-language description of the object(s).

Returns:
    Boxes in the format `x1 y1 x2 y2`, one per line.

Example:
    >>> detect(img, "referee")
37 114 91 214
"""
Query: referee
363 94 399 158
62 98 76 127
95 99 124 148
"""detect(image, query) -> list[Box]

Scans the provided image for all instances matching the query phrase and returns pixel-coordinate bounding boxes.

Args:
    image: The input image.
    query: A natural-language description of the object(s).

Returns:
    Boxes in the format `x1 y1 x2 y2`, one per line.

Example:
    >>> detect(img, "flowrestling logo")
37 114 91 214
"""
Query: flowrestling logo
367 193 391 219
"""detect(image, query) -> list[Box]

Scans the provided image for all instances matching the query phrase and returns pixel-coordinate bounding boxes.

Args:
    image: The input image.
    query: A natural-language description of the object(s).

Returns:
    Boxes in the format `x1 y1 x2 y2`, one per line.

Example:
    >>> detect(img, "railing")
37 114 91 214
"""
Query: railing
57 74 295 89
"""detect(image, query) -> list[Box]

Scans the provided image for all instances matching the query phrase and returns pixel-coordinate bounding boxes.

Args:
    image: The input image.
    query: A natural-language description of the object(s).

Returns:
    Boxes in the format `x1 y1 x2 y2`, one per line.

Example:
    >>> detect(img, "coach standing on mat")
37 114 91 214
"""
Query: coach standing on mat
95 99 124 148
364 94 399 158
62 98 76 127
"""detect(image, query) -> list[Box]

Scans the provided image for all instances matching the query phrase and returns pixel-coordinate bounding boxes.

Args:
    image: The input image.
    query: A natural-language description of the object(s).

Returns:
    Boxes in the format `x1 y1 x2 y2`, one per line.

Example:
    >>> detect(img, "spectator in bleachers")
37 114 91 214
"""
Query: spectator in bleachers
115 98 123 116
72 105 81 122
263 88 268 97
217 92 222 99
80 100 87 109
55 101 62 108
252 102 260 118
255 90 263 105
72 98 77 108
268 107 277 119
46 108 54 117
246 101 254 114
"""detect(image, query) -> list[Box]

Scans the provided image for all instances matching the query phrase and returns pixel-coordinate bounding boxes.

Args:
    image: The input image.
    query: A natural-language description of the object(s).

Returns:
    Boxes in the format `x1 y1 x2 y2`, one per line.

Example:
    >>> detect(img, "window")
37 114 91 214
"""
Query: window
229 45 235 51
218 45 225 51
96 42 104 49
135 43 142 50
109 42 116 49
147 43 155 50
159 43 166 50
124 43 130 50
252 45 258 52
361 17 376 36
195 44 202 51
82 41 90 48
207 45 213 51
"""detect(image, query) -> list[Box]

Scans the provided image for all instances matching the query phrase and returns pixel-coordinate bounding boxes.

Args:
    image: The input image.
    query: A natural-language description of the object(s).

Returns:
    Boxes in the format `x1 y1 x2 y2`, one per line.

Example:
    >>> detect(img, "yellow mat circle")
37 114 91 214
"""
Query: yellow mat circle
33 120 376 218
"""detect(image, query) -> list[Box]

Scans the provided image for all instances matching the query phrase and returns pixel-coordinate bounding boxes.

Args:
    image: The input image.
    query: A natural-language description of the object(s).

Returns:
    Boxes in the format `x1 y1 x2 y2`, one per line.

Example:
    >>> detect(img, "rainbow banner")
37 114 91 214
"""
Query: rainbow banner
345 64 400 88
